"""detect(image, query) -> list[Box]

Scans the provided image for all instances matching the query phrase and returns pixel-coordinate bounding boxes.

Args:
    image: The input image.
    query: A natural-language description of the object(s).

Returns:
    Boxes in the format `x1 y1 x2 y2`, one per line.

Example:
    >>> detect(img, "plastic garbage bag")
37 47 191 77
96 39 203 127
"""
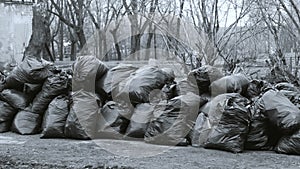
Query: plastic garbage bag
41 95 70 138
4 56 53 88
125 103 155 138
145 93 206 146
245 80 272 99
161 81 178 100
275 130 300 155
193 93 251 153
187 65 223 94
96 64 138 99
245 100 271 150
0 100 17 133
11 108 42 135
23 83 42 96
31 74 69 115
176 78 199 96
0 89 32 110
97 101 132 139
191 112 211 147
72 55 107 93
64 91 100 140
210 74 249 96
260 89 300 133
275 82 300 109
116 66 175 105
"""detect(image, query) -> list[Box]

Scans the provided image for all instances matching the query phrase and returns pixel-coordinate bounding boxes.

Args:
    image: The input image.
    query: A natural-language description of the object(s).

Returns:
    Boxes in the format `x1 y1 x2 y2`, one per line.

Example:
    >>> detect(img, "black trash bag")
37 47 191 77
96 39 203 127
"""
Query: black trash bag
41 95 70 138
275 82 300 109
275 82 300 92
97 101 133 139
0 74 6 91
161 81 178 100
95 61 109 81
116 66 175 105
65 91 100 140
187 65 223 95
245 99 270 150
4 56 53 89
31 74 69 115
125 103 155 138
72 55 107 93
0 89 32 110
0 100 18 133
245 94 285 150
275 130 300 155
194 93 251 153
23 83 43 97
95 64 138 102
1 76 24 92
96 64 138 98
11 108 42 135
144 93 206 146
245 80 272 99
191 112 211 147
176 78 199 96
260 89 300 133
210 74 250 97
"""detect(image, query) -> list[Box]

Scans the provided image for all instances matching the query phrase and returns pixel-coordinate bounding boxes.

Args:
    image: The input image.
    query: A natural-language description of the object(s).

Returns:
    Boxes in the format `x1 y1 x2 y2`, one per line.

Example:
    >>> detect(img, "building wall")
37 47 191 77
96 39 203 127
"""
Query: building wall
0 3 32 63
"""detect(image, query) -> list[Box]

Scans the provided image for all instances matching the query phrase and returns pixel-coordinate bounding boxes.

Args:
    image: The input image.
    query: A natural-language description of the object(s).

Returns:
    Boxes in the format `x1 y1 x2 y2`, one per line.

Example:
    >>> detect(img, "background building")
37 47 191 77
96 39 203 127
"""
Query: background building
0 0 33 63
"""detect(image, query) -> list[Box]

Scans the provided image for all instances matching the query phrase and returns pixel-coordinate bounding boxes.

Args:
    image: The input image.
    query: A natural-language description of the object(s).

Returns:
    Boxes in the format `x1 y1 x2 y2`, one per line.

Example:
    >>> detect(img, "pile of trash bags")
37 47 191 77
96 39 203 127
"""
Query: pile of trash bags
1 55 300 156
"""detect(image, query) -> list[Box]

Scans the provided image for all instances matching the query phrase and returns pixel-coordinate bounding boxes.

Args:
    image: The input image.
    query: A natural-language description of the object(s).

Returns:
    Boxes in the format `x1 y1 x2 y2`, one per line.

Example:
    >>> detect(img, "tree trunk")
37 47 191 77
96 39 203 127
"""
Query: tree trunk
110 30 122 61
59 21 64 61
77 29 87 50
24 1 53 61
145 33 154 60
70 41 77 61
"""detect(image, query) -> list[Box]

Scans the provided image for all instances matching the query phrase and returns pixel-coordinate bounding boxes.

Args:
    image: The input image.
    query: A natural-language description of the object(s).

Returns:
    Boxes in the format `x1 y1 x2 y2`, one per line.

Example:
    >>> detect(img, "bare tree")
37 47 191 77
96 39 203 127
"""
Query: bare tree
188 0 254 67
49 0 92 60
24 0 54 61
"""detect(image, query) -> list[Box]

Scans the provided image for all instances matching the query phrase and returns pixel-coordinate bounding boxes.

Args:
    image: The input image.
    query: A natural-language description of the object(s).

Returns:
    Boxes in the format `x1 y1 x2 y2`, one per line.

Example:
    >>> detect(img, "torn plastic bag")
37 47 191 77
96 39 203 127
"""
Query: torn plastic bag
194 93 251 153
97 101 132 139
64 91 100 140
144 93 206 146
210 74 249 96
96 64 138 99
0 100 17 133
11 108 43 135
72 55 107 92
0 89 32 110
260 89 300 133
275 130 300 155
116 66 175 105
125 103 155 138
31 74 69 115
4 56 53 88
187 65 223 94
41 95 70 138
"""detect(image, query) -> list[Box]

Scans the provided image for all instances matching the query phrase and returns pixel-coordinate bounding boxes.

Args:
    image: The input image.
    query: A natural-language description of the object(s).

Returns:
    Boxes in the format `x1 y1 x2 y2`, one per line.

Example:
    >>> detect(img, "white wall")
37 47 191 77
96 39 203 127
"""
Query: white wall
0 3 32 63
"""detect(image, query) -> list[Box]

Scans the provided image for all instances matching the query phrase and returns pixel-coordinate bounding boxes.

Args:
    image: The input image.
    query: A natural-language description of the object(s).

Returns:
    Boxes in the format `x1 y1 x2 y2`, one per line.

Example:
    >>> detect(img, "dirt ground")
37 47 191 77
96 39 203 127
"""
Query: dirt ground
0 132 300 169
